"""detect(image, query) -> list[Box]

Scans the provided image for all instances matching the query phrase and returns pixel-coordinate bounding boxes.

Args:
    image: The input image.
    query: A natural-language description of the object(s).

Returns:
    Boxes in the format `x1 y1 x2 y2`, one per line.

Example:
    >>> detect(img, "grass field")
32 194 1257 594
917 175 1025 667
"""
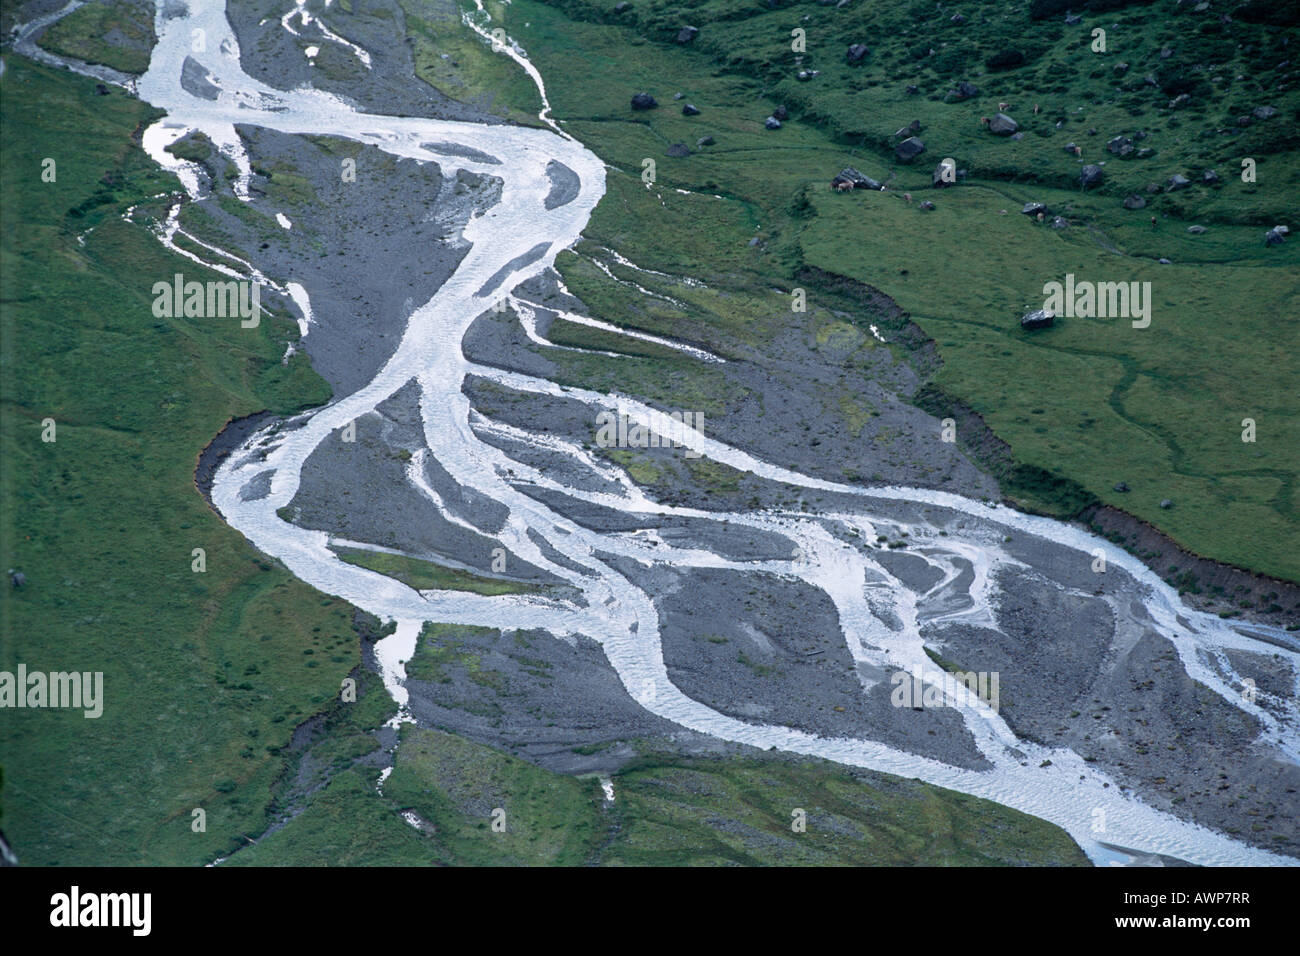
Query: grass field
449 0 1300 584
0 58 353 865
334 546 546 596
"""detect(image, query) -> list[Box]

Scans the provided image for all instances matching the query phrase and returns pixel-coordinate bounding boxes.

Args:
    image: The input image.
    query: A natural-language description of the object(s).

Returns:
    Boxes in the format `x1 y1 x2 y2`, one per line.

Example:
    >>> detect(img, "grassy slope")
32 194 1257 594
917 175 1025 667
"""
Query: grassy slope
0 58 356 865
496 0 1299 583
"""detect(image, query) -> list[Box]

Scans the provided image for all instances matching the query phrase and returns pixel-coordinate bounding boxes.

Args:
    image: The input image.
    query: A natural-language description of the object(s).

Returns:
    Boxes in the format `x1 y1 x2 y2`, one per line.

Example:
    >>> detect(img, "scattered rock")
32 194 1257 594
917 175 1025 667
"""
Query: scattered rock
1123 194 1147 210
1063 142 1080 154
630 92 658 111
1107 135 1134 156
796 69 820 81
1159 499 1173 509
1114 62 1130 75
1136 147 1155 159
1065 13 1082 25
1051 216 1069 229
1202 169 1220 184
1009 132 1024 141
1020 309 1055 330
1265 225 1289 246
1253 105 1278 120
846 43 870 64
1145 182 1162 193
1158 258 1172 264
772 105 789 121
9 570 26 589
896 119 922 138
834 167 883 190
950 13 965 24
1167 173 1191 191
1114 482 1130 493
1169 93 1191 109
1080 164 1104 188
1187 225 1207 234
765 116 782 130
95 83 110 96
894 136 926 162
1021 201 1048 217
988 113 1019 135
952 80 980 100
919 200 936 210
666 143 690 158
614 1 630 12
906 84 920 94
676 26 698 43
682 103 700 116
696 135 715 147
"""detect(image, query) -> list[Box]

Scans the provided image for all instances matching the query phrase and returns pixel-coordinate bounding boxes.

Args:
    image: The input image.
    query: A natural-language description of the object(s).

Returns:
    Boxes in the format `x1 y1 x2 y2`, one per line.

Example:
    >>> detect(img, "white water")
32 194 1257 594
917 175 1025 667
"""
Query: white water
24 0 1296 866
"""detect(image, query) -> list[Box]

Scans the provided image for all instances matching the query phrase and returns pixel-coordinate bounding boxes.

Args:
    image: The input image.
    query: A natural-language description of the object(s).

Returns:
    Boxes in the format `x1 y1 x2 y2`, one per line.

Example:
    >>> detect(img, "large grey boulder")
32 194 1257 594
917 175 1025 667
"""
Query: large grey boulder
1080 164 1104 188
676 26 698 43
895 136 926 162
631 92 658 110
1020 309 1055 330
846 43 870 64
988 113 1019 135
835 167 883 190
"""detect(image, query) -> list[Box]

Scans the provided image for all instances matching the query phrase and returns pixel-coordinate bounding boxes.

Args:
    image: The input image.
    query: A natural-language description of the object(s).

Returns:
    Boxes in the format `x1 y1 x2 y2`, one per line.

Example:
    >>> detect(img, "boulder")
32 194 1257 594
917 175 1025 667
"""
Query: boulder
1122 194 1147 210
906 84 920 94
631 92 658 110
682 103 701 116
1202 169 1220 184
1113 482 1130 493
950 13 965 24
676 26 698 43
932 160 957 187
765 116 782 130
956 80 980 99
1265 226 1288 246
614 2 630 12
1253 105 1278 120
895 119 922 138
919 200 936 210
772 105 789 121
1187 225 1207 234
1065 13 1082 25
666 143 690 157
796 69 820 81
1166 173 1191 191
846 43 870 64
988 113 1018 135
1080 164 1104 188
1021 201 1048 216
1168 93 1191 109
696 135 715 147
895 136 926 162
1063 142 1079 154
1159 499 1173 509
1051 216 1069 229
1020 309 1055 330
1107 135 1133 156
835 167 883 190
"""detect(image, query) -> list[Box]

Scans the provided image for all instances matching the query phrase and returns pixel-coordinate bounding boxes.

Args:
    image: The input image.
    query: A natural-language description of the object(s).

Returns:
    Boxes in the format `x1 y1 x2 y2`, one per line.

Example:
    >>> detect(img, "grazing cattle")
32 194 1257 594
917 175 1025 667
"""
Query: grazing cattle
833 179 854 192
1033 103 1041 115
980 116 990 126
998 101 1009 111
1073 145 1083 157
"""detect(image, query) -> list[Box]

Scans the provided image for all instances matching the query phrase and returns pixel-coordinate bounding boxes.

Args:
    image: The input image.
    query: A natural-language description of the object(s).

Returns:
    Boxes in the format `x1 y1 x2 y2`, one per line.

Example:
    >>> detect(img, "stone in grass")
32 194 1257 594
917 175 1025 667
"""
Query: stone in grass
1020 309 1055 330
696 135 715 147
1265 225 1289 246
614 1 630 12
772 105 789 121
1080 164 1104 188
919 200 936 210
846 43 870 64
1167 173 1192 191
1123 194 1147 210
895 136 926 162
835 167 883 190
1021 201 1047 217
1202 169 1220 185
666 143 690 158
1253 105 1278 120
682 103 700 116
765 116 782 130
1160 499 1173 509
676 26 698 43
988 113 1018 136
1051 216 1069 229
1114 482 1130 493
630 92 657 110
1187 225 1207 234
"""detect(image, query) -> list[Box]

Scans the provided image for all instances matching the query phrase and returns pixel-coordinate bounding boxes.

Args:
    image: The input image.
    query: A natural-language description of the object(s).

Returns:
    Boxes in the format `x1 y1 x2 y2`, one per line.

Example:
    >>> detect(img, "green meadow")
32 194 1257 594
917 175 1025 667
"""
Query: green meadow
463 0 1300 583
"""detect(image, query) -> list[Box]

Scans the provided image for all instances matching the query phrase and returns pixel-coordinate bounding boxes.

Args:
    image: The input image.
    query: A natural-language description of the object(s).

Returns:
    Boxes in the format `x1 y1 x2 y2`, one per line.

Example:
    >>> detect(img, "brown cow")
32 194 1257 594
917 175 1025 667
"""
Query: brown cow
833 179 854 193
